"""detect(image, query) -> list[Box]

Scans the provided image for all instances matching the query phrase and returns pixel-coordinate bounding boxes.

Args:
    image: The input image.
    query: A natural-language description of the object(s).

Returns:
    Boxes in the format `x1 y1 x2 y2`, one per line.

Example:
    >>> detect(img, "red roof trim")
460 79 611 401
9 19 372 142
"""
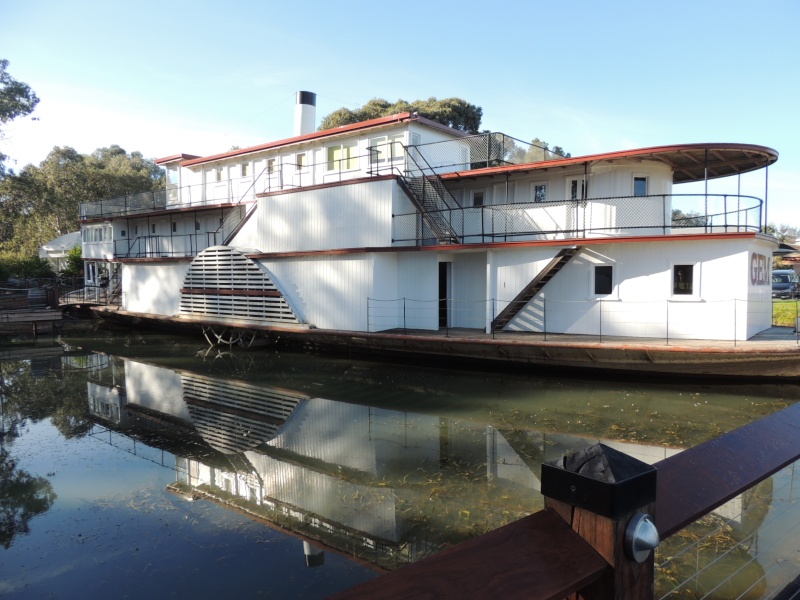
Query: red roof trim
248 231 772 260
155 153 201 165
439 142 778 180
179 112 420 168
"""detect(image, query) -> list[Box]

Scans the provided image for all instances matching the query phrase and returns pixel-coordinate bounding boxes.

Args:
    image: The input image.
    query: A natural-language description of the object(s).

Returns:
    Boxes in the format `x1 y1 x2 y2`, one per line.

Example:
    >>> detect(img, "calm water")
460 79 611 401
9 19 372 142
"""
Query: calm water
1 330 799 599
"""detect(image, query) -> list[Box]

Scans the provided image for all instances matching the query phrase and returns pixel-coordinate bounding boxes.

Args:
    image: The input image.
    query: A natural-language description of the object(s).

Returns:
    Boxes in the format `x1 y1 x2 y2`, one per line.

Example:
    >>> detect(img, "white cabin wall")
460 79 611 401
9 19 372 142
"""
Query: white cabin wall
259 254 374 331
122 262 190 316
256 179 395 253
451 252 487 328
498 237 778 341
397 253 439 330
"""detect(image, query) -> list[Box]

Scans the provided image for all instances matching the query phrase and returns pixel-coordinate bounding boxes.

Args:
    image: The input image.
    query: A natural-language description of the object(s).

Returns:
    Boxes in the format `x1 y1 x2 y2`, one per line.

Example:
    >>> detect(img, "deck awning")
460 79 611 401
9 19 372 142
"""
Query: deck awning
441 143 779 184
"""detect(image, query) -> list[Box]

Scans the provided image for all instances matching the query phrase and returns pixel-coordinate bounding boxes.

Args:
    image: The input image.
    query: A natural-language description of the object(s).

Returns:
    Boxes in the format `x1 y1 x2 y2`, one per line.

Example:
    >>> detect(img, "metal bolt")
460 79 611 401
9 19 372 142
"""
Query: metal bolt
625 512 660 563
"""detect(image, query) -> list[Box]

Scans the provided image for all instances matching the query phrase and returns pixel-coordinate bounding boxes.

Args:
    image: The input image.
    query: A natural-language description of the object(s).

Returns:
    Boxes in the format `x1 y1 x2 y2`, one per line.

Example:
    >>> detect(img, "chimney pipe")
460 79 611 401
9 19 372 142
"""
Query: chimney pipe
294 91 316 136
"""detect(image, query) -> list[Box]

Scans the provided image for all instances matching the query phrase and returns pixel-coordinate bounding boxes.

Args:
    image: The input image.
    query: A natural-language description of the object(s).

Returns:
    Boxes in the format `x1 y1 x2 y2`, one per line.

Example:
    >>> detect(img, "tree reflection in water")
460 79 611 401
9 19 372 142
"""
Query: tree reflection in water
0 448 56 549
0 356 87 547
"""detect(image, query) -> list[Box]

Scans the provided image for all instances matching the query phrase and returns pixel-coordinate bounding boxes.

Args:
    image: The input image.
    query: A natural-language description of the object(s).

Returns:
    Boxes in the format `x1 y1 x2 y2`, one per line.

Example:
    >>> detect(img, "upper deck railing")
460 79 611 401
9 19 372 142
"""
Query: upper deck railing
392 192 763 245
78 134 566 221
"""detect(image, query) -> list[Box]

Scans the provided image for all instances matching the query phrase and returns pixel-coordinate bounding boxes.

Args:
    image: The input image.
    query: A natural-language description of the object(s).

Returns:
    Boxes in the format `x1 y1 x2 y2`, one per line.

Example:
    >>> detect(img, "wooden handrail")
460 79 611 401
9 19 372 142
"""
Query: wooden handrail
331 403 800 599
654 401 800 539
328 509 607 600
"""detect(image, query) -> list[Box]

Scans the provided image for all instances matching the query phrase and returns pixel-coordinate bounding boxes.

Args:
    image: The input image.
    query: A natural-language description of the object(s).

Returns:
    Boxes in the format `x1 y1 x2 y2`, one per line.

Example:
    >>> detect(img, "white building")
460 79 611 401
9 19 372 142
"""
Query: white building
79 92 779 343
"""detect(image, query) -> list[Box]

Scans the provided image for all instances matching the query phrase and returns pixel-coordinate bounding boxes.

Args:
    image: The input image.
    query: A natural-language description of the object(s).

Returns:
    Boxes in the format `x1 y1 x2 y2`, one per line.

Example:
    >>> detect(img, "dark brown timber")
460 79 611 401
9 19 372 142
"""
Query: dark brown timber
328 508 607 600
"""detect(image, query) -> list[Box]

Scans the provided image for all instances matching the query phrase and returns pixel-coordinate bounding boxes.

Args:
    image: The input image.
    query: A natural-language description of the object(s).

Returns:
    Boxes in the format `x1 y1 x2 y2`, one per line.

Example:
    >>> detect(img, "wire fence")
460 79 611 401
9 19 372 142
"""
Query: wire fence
655 459 800 599
367 297 799 346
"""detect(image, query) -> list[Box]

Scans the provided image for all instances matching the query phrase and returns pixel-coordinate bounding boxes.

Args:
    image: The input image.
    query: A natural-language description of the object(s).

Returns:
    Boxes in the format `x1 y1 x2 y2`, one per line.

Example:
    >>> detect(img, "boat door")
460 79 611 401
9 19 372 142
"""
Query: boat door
566 176 585 234
439 262 451 328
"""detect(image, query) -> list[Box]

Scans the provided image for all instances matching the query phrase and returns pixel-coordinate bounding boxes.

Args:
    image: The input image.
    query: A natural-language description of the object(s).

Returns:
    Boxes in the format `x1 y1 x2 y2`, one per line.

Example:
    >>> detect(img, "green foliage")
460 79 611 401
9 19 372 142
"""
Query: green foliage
319 97 484 134
0 253 55 280
0 60 40 177
0 145 164 255
61 245 83 277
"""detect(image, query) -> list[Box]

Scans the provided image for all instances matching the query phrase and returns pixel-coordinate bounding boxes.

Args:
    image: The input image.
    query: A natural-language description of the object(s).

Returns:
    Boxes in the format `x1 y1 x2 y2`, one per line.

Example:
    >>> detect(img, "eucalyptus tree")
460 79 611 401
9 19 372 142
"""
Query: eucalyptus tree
319 96 484 134
0 60 39 177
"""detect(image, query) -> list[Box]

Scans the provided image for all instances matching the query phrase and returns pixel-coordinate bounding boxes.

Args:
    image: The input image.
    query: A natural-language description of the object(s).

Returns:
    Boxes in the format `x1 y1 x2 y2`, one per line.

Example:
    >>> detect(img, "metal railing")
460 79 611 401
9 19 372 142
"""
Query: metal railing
120 232 221 259
393 193 763 244
408 132 569 174
367 296 798 346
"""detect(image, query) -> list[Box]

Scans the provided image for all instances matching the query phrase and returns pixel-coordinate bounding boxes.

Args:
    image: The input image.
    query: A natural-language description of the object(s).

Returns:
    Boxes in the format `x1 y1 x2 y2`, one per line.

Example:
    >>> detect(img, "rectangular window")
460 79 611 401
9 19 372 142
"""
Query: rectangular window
171 222 177 233
215 167 223 182
369 134 404 164
472 191 485 207
296 153 306 169
120 230 126 238
634 176 648 197
241 162 249 177
267 158 276 174
151 224 156 234
167 166 179 185
195 220 201 231
326 142 358 171
594 265 613 295
134 225 139 236
673 264 694 295
534 183 547 203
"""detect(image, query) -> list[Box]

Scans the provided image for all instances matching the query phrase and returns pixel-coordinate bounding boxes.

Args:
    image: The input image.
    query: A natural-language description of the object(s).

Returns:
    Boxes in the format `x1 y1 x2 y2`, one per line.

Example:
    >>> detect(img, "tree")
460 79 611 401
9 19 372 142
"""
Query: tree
0 145 164 256
319 97 484 134
0 60 40 177
766 223 800 244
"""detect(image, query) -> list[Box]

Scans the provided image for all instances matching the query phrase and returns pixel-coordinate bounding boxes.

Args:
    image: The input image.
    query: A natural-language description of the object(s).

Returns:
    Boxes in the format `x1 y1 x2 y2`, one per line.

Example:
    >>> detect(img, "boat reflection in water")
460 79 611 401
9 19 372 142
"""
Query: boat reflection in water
78 347 797 597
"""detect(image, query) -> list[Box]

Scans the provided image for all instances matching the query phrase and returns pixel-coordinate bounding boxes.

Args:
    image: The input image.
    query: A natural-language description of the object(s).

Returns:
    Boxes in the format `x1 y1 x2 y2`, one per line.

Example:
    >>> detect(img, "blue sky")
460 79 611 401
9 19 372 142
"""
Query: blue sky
2 0 798 225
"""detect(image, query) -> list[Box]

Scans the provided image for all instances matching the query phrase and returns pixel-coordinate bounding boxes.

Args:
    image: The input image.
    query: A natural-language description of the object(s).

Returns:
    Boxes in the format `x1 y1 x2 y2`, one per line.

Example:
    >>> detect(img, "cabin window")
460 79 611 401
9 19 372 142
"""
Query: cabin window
634 176 648 197
215 167 223 182
594 266 613 295
296 153 306 170
195 220 201 231
472 190 485 207
267 158 276 174
120 230 126 238
134 225 139 236
568 177 585 201
241 162 250 177
326 142 358 171
673 264 694 295
533 183 547 203
151 224 156 234
369 134 404 164
167 166 179 185
171 222 177 233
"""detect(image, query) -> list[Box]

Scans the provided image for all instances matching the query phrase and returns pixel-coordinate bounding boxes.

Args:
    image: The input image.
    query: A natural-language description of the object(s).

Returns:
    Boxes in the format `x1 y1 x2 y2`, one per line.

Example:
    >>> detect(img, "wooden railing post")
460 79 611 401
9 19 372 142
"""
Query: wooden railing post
541 443 658 600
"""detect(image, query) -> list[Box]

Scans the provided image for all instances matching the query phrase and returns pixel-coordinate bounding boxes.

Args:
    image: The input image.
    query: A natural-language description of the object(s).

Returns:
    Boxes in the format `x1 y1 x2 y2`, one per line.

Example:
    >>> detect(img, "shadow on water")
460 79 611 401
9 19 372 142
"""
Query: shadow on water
0 329 798 598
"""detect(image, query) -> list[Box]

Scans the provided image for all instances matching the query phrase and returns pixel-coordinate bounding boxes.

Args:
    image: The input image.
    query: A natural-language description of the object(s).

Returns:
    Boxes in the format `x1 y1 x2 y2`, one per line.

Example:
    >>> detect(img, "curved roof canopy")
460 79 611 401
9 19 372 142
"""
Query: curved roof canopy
443 143 778 184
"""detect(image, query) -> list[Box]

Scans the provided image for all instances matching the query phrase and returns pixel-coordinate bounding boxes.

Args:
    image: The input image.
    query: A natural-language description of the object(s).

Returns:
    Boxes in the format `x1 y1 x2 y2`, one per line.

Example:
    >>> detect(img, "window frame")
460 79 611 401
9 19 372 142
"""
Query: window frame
471 189 486 207
633 175 648 197
593 264 615 297
532 182 548 203
326 142 359 172
671 262 700 299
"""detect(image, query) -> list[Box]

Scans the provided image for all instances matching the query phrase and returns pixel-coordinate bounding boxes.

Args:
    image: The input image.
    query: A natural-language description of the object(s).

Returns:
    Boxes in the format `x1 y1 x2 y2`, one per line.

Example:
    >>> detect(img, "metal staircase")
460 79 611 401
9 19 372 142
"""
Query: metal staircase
399 148 463 244
491 246 581 331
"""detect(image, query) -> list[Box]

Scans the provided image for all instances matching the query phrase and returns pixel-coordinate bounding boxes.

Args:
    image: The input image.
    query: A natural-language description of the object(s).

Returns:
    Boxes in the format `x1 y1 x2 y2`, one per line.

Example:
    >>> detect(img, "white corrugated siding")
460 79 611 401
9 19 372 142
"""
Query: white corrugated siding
255 179 395 253
122 261 191 316
260 254 375 330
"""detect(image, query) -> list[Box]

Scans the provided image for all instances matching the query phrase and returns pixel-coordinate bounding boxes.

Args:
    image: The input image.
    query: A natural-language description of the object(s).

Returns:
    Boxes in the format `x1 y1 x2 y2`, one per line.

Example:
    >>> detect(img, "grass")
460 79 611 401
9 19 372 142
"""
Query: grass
772 299 800 327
